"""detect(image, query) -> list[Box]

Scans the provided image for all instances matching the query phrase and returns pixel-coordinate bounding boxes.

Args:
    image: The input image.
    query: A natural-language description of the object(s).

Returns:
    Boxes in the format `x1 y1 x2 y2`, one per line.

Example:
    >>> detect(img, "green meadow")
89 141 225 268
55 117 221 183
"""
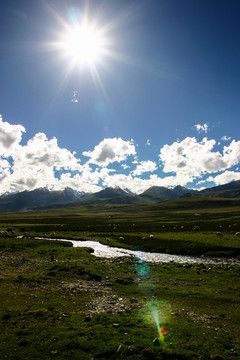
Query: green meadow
0 198 240 359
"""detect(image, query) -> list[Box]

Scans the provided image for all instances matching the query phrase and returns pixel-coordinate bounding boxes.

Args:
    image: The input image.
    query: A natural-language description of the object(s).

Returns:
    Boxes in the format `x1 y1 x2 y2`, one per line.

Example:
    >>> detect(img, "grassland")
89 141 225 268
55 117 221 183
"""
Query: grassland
0 198 240 359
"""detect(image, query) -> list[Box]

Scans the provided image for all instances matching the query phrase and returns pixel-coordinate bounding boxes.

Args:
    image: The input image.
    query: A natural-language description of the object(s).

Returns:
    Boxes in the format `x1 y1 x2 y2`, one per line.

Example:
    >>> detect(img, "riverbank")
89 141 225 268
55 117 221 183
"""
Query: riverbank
1 236 240 359
35 236 240 265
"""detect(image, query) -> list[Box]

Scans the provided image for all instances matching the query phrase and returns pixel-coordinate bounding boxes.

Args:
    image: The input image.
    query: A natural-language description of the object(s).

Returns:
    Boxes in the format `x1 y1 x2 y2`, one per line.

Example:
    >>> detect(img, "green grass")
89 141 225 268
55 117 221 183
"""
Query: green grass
0 199 240 359
0 235 240 359
1 198 240 258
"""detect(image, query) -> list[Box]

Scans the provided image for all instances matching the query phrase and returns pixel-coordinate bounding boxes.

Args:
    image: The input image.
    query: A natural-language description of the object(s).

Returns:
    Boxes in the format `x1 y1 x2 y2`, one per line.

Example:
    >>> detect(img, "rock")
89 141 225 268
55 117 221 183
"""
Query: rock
51 350 58 356
116 344 122 353
130 298 138 303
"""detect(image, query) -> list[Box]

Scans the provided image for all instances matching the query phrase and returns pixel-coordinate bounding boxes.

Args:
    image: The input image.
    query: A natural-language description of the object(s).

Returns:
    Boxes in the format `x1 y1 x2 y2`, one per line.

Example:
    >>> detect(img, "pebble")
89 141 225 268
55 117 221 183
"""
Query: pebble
51 350 58 355
116 344 122 353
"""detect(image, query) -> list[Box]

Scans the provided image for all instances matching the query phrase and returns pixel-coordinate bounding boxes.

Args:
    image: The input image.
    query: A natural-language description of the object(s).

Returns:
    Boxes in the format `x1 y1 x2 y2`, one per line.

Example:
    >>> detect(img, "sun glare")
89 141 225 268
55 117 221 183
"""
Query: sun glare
62 24 104 65
48 4 142 100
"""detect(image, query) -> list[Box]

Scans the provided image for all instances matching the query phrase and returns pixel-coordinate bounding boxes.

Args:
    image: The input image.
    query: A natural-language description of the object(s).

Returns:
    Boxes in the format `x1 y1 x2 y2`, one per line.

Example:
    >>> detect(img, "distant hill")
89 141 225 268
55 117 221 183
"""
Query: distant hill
142 196 240 212
139 186 177 202
0 187 84 212
0 180 240 212
183 180 240 199
72 187 146 206
75 185 194 206
201 180 240 193
173 185 198 197
81 186 130 200
139 185 196 202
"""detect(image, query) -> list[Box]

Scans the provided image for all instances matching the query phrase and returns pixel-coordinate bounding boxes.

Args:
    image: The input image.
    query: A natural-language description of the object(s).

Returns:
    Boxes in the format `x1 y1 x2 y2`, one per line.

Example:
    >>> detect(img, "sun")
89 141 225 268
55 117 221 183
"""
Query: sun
61 24 104 66
47 4 140 99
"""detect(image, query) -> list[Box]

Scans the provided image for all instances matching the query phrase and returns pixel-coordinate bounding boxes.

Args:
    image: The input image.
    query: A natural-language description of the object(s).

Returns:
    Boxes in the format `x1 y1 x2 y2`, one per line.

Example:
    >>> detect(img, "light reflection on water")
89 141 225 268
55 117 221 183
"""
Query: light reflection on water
35 238 240 265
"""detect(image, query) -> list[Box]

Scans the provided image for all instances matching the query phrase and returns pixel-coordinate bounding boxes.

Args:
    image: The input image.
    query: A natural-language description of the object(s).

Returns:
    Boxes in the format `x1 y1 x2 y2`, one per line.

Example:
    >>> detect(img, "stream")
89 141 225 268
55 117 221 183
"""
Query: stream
35 237 240 265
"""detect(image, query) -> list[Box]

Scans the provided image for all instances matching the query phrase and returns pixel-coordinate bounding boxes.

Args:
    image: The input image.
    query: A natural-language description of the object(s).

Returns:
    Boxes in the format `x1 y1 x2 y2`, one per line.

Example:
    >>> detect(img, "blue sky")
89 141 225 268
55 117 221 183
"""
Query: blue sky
0 0 240 194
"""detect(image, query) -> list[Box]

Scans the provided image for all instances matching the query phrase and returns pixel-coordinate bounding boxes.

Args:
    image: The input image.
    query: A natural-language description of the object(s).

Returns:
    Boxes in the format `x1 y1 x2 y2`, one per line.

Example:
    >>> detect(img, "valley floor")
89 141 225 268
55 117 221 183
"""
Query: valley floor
0 236 240 360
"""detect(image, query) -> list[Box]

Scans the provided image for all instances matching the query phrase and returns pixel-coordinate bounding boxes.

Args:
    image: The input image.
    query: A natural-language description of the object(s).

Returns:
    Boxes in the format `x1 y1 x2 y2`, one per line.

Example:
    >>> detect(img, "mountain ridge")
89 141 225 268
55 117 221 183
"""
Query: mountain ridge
0 180 240 212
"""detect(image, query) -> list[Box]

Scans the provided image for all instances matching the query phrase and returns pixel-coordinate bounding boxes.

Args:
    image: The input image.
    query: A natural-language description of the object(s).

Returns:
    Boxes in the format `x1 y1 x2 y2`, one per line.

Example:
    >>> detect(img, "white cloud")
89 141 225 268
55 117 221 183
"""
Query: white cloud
223 140 240 167
13 132 81 171
101 172 191 195
221 135 231 141
159 137 240 182
132 160 157 176
132 158 138 164
208 171 240 185
196 179 206 185
82 137 136 166
0 117 82 193
1 116 240 195
121 164 130 170
194 123 208 133
56 172 102 193
0 158 11 171
0 115 25 156
0 159 11 186
54 166 116 193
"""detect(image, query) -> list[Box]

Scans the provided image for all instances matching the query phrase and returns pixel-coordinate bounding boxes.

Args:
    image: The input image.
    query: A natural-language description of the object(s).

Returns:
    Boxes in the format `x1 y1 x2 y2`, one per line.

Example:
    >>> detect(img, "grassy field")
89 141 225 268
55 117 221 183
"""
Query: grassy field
0 197 240 257
0 198 240 359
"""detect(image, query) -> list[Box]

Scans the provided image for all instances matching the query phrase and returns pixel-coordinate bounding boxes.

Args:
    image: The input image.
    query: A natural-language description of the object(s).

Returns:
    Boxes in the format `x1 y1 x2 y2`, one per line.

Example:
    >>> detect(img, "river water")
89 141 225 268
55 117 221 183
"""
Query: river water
35 237 240 265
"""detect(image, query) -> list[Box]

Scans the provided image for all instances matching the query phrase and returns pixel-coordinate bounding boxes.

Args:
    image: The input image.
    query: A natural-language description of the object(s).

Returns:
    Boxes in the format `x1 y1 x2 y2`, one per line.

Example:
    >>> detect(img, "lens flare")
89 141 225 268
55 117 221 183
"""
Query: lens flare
149 301 168 345
136 258 150 276
134 251 170 348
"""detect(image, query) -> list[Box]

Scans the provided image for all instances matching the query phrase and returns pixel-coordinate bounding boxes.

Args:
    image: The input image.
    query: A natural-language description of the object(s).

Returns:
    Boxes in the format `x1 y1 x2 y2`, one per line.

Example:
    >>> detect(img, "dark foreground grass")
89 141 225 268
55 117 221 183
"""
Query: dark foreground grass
1 236 240 360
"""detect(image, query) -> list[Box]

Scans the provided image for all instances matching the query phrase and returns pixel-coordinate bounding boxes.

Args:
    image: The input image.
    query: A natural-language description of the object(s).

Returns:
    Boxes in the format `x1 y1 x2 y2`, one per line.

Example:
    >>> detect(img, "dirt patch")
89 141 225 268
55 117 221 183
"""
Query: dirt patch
61 280 137 314
61 279 112 294
185 310 213 323
87 294 128 314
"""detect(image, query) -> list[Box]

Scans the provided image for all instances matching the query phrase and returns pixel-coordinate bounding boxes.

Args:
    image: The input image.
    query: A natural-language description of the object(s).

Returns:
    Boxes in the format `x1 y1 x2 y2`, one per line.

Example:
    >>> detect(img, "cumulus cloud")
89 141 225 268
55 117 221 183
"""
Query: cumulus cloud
0 117 83 193
54 166 117 193
208 171 240 185
159 137 239 181
82 137 136 166
0 115 25 156
132 160 157 176
13 132 81 171
56 172 102 193
101 171 192 195
223 140 240 167
0 159 11 185
1 116 240 195
0 159 11 171
194 123 208 133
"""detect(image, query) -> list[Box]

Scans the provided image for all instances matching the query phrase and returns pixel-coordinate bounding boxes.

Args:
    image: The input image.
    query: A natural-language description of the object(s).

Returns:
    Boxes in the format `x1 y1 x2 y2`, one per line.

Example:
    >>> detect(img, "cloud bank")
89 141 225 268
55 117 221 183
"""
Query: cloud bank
0 116 240 195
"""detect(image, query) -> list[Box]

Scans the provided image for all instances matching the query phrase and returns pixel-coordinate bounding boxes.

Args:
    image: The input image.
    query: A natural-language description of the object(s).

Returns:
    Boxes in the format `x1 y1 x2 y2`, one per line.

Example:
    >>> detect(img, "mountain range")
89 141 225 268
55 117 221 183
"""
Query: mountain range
0 187 84 212
0 180 240 212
